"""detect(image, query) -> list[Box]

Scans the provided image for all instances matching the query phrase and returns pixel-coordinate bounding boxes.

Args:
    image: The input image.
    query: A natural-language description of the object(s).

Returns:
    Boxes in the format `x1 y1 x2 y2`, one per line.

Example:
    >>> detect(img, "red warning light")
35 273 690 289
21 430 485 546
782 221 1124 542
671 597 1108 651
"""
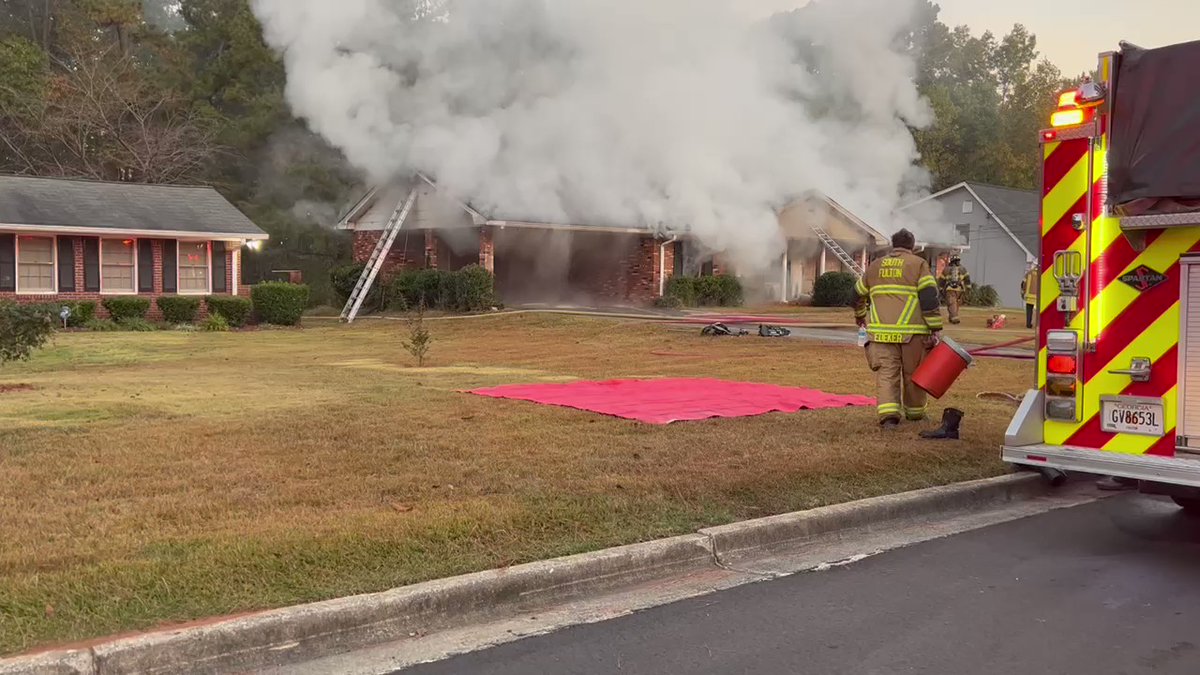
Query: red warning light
1047 355 1077 374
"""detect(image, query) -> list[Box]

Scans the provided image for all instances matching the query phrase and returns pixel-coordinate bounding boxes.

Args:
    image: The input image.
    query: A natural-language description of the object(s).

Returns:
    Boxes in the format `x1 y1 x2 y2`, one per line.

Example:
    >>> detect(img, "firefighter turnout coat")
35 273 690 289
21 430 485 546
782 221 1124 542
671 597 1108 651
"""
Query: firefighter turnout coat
854 248 944 342
939 263 971 293
1021 267 1038 306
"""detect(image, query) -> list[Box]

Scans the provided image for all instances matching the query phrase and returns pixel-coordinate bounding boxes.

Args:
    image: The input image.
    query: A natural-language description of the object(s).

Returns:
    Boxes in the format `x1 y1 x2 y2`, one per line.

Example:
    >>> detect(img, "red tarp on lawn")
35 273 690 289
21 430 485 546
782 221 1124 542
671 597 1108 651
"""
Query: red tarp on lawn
469 378 875 424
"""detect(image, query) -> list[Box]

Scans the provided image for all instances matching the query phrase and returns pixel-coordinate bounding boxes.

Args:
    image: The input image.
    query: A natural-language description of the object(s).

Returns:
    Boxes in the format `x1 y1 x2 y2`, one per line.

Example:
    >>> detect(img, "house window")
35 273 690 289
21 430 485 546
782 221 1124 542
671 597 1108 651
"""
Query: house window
962 200 974 215
17 236 55 293
178 241 210 293
101 238 136 293
956 224 971 245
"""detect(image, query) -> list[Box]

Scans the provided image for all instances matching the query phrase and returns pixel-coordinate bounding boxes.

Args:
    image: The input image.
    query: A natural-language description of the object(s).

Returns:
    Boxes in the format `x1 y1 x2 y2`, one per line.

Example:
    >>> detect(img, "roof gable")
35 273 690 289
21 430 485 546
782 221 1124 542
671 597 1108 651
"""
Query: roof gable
778 192 888 246
900 181 1037 258
0 175 266 238
964 182 1039 254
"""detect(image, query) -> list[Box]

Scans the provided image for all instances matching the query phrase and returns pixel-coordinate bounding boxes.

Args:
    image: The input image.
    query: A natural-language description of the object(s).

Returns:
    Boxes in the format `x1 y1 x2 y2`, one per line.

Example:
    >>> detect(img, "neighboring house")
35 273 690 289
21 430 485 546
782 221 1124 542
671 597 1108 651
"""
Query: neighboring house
900 182 1038 308
0 175 268 319
336 176 888 306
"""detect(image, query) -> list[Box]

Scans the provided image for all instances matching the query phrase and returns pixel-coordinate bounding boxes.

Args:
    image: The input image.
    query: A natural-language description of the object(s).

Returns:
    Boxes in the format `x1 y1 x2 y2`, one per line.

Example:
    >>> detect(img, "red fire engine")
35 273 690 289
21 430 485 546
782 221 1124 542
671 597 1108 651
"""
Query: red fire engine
1002 39 1200 509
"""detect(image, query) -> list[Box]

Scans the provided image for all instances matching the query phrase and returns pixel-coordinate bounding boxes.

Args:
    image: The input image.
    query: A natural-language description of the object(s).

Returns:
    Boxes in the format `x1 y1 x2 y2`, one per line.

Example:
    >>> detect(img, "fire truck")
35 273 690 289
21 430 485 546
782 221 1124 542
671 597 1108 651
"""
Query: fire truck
1002 39 1200 509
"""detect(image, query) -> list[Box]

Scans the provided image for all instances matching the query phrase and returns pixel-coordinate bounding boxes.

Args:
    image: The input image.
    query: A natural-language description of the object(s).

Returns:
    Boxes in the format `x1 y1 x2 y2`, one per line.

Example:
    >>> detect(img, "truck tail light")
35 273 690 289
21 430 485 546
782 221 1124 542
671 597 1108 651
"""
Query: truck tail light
1046 399 1077 420
1044 329 1081 421
1047 355 1077 374
1046 376 1077 397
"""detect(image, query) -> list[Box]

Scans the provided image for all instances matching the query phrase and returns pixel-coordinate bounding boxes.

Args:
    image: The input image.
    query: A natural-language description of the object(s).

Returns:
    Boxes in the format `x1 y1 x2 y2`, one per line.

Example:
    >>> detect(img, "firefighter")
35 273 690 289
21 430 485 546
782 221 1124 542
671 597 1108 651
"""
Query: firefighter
937 255 971 324
1021 262 1039 329
854 229 944 430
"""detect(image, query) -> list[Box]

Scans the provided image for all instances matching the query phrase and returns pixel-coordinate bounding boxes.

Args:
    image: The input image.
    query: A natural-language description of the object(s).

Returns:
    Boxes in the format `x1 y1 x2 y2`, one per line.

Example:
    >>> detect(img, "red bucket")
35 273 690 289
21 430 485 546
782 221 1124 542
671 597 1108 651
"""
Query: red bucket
912 336 974 399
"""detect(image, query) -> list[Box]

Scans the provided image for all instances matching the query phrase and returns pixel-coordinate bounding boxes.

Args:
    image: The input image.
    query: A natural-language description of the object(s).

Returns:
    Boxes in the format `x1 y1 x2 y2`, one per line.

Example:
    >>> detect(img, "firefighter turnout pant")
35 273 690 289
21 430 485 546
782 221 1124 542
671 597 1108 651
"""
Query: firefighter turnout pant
865 338 929 422
945 289 962 324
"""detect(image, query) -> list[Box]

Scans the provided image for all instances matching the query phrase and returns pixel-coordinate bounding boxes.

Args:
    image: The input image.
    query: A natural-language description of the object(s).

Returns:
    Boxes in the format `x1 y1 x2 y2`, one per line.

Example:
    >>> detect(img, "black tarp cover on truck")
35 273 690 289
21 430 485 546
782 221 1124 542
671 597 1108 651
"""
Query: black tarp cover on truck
1108 39 1200 217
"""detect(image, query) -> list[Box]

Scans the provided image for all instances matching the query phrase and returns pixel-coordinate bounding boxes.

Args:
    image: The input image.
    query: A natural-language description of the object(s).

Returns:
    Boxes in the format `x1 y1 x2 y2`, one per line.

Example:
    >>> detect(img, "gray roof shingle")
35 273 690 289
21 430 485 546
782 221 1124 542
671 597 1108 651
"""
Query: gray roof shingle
0 175 267 238
965 183 1039 254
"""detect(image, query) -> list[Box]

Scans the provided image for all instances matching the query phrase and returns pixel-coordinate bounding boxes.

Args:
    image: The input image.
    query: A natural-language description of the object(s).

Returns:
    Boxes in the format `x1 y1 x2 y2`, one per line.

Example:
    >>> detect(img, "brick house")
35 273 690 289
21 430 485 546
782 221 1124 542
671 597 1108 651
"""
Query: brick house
0 175 268 320
337 176 888 306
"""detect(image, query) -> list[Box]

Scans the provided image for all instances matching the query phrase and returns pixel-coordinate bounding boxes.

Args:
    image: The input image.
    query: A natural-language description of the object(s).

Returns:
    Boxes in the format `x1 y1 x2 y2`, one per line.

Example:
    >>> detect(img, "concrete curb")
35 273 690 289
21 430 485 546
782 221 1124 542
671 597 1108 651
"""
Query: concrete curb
1 474 1048 675
700 473 1047 559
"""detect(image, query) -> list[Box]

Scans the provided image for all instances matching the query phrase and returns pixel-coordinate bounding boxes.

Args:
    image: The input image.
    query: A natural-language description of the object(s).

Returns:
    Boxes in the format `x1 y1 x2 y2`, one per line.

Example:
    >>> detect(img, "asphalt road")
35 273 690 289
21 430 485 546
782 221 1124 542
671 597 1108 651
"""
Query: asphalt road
398 495 1200 675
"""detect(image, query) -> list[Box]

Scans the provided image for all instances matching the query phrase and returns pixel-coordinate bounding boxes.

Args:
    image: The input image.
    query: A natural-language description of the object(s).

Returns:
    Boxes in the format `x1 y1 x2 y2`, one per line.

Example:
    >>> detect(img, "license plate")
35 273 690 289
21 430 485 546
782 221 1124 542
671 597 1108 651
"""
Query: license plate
1100 397 1165 437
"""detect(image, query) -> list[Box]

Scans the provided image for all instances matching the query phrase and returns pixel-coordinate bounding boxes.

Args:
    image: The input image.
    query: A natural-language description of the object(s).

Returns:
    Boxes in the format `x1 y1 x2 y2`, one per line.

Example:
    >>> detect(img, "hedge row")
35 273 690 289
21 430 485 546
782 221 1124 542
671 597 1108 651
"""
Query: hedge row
18 300 97 327
810 272 1002 309
331 264 498 313
660 275 744 308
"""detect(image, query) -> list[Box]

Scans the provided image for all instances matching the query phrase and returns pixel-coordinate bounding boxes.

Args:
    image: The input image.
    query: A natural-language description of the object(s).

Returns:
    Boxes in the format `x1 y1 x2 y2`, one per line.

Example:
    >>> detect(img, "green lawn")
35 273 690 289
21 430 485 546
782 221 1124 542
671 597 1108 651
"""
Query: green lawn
0 315 1025 655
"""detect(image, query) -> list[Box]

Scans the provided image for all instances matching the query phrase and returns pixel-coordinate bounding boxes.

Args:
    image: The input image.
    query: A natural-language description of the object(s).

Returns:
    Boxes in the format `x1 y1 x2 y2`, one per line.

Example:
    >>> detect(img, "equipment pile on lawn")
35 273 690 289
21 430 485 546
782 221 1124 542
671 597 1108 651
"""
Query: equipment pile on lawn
758 324 791 338
701 322 792 338
701 323 749 336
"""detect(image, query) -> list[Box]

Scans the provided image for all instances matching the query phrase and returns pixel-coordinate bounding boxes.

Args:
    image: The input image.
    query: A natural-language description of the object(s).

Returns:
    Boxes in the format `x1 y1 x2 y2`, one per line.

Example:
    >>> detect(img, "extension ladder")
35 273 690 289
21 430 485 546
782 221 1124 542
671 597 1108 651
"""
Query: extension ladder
340 188 418 323
810 224 864 276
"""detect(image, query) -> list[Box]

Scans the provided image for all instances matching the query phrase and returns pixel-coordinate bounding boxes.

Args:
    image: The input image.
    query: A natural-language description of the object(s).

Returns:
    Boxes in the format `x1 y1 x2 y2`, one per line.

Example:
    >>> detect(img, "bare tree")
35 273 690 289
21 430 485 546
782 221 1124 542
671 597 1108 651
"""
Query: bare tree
0 45 223 183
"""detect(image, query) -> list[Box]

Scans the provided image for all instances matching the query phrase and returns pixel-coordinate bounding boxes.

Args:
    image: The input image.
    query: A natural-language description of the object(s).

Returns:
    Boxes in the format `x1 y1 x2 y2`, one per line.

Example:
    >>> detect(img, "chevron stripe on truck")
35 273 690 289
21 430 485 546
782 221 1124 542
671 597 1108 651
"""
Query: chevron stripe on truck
1003 44 1200 497
1037 134 1200 456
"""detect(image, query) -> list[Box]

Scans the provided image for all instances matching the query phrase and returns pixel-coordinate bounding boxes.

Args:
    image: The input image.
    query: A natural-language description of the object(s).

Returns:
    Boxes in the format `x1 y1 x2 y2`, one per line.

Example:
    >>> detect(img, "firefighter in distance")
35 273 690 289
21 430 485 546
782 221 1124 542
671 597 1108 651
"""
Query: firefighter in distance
937 255 971 325
1021 262 1039 329
854 229 944 430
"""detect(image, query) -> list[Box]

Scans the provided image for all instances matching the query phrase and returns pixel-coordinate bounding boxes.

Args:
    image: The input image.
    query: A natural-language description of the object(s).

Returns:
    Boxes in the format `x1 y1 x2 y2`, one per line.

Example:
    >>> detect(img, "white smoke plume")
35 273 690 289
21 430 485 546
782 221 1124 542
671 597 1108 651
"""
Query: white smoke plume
251 0 938 271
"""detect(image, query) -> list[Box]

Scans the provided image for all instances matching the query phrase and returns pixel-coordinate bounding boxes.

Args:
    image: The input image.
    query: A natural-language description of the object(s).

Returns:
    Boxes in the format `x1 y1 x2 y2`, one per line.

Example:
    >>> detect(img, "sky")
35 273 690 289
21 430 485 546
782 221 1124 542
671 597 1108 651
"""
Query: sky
742 0 1198 75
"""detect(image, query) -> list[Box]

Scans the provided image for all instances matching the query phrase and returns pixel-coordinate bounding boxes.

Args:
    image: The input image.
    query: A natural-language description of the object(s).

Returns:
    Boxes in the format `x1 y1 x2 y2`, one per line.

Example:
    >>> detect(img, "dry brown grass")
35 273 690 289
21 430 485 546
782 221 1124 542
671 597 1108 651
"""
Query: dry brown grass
0 314 1029 654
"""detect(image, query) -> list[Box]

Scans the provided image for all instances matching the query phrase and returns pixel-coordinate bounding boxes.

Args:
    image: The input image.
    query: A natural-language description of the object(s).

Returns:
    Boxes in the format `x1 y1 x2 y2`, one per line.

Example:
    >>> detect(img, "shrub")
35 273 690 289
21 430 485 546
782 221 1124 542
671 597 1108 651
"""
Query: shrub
694 274 744 307
117 317 156 332
85 318 120 332
330 263 384 311
174 323 197 332
387 269 443 311
387 267 496 313
964 284 1000 307
713 275 744 306
44 300 96 327
206 295 252 328
445 265 496 312
386 270 419 311
664 276 698 307
251 282 310 326
414 269 446 308
102 296 150 321
0 301 55 363
330 263 363 304
402 302 432 367
694 276 721 306
202 314 230 332
156 296 201 324
812 272 858 307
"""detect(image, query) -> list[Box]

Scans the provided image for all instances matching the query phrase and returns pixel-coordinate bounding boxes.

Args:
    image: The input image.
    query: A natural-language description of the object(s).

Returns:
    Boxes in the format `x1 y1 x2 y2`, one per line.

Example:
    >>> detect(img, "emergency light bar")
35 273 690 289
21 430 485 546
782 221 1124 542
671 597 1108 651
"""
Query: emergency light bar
1049 80 1107 129
1051 108 1088 128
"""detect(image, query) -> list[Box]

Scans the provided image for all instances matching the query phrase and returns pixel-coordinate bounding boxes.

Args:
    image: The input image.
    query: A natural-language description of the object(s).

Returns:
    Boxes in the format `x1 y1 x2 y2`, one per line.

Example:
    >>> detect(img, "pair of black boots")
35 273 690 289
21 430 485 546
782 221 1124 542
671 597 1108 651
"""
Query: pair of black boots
879 408 963 439
918 408 964 440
